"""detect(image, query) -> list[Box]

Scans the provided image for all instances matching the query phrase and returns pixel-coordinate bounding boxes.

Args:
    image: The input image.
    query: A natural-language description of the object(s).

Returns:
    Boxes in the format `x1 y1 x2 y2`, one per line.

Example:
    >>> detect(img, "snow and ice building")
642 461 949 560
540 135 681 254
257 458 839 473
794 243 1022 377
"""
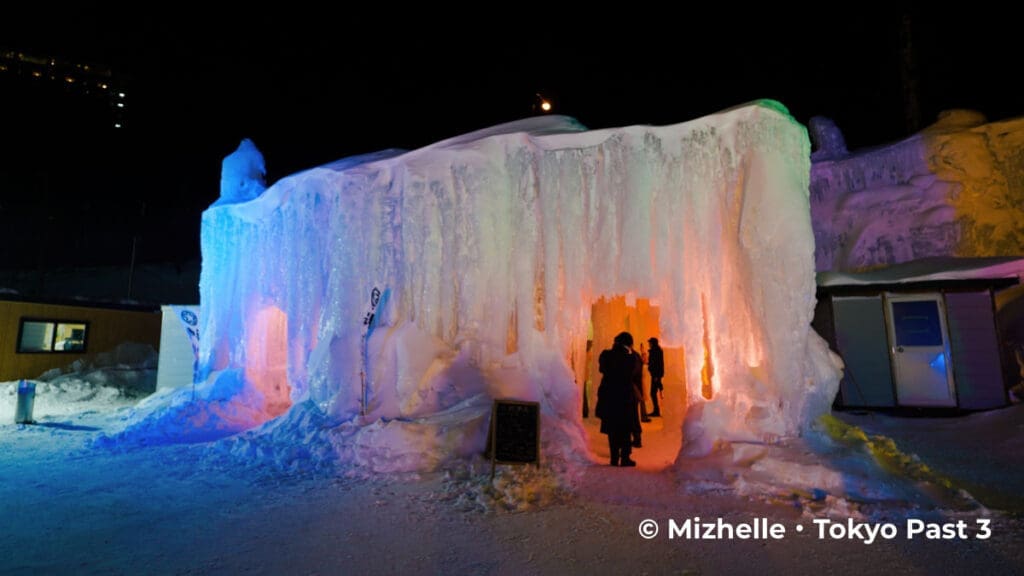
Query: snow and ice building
189 100 841 463
810 110 1024 273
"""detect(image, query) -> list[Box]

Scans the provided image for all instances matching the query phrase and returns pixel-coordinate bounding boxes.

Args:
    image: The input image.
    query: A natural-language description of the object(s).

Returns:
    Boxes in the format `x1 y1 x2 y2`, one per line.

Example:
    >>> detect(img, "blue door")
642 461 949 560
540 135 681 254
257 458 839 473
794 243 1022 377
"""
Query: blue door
886 294 956 407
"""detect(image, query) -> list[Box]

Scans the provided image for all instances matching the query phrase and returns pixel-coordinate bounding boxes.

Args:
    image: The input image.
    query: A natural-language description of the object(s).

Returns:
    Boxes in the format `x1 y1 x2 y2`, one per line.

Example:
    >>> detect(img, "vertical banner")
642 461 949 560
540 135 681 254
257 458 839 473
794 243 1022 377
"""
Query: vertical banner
360 286 388 416
171 305 201 383
157 305 201 393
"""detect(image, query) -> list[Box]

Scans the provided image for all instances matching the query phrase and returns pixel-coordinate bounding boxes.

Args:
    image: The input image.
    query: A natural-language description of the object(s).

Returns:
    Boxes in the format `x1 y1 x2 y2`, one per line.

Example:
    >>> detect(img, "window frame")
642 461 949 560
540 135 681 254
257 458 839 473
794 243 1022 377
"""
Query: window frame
15 317 90 354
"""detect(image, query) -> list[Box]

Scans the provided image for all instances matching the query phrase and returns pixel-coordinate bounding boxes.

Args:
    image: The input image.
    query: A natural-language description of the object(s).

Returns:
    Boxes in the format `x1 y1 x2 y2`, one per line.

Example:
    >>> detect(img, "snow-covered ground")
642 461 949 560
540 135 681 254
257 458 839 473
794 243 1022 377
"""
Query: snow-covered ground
4 105 1024 573
2 367 1023 575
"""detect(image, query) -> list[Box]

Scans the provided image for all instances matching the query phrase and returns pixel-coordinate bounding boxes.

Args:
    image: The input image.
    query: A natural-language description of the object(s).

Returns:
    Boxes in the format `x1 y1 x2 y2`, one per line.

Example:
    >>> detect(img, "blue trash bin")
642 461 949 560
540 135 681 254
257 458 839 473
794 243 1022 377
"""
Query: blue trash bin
15 380 35 424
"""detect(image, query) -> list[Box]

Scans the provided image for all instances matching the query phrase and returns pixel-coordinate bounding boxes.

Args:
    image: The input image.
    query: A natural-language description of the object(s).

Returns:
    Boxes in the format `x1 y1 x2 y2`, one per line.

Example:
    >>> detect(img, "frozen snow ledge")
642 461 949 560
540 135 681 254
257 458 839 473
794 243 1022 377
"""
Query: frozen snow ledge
811 110 1024 271
189 99 840 467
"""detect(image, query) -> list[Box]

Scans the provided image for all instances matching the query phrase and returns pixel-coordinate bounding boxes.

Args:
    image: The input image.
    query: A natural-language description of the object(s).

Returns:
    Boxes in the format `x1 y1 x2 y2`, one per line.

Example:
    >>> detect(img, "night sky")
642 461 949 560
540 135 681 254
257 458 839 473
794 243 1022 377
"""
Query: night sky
1 8 1020 270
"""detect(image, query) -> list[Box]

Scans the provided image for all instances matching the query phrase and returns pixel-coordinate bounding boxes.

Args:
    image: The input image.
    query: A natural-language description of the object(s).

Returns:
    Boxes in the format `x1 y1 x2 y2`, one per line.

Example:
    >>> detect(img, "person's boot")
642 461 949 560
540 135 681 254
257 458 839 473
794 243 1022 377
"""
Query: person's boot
620 457 637 467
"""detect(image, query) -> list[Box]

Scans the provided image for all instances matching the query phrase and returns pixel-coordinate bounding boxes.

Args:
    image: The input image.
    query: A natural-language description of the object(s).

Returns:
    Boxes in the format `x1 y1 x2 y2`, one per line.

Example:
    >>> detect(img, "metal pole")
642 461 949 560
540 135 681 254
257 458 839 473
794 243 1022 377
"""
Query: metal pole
127 235 138 299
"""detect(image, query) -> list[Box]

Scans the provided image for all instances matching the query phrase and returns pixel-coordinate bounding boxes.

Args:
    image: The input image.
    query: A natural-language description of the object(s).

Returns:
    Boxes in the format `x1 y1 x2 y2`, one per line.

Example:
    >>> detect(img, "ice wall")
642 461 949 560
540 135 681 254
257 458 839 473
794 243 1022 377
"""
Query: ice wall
198 100 840 461
812 110 1024 271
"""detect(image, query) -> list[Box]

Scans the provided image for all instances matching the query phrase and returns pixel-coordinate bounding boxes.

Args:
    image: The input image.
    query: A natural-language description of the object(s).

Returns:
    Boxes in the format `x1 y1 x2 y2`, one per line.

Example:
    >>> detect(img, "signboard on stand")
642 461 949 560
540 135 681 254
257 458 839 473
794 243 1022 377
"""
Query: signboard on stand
488 399 540 478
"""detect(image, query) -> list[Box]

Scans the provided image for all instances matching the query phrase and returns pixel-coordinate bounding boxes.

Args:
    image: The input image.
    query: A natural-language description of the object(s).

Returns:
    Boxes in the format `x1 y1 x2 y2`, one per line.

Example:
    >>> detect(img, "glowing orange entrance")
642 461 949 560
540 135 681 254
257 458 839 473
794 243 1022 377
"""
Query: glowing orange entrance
245 306 293 419
582 296 686 468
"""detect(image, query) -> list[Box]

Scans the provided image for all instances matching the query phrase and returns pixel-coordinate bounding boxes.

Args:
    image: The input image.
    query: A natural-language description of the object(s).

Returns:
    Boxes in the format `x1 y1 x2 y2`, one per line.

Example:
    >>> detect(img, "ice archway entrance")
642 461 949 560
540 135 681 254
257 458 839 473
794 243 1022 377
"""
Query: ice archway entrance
582 295 685 469
244 305 292 420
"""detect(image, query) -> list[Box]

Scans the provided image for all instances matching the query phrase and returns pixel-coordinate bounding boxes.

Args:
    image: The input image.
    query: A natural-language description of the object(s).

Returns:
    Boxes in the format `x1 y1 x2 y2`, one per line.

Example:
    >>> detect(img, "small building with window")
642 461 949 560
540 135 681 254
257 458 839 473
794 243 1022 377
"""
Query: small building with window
813 257 1024 411
0 296 161 381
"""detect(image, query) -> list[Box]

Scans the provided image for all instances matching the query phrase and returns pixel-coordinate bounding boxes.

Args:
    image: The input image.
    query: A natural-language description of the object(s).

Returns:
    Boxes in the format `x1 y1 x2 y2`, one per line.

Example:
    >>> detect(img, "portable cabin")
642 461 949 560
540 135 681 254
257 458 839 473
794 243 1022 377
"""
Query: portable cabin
813 258 1024 411
0 296 161 381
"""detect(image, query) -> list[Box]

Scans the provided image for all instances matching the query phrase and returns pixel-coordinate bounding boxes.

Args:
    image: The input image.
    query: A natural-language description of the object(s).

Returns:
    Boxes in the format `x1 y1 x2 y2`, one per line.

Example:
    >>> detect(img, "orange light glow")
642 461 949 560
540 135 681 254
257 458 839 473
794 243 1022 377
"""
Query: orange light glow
244 306 292 419
700 293 715 400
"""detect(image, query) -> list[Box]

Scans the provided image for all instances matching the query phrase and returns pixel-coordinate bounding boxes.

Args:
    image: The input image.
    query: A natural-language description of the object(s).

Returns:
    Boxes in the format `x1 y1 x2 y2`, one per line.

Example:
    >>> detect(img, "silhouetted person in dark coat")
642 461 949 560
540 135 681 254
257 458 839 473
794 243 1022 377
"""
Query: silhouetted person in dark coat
597 331 638 467
630 345 645 447
647 337 664 417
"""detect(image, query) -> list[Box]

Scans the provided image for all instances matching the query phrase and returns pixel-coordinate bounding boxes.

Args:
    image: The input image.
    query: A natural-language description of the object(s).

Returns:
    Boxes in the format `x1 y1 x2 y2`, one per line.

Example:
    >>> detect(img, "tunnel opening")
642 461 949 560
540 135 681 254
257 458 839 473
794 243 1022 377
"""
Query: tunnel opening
244 305 293 421
579 295 686 470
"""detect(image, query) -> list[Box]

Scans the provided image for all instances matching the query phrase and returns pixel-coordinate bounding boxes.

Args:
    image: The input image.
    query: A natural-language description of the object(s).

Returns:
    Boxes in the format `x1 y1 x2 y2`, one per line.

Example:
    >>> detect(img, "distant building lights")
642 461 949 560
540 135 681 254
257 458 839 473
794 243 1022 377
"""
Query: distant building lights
118 92 125 98
114 123 122 128
100 83 108 89
540 100 552 112
116 102 124 108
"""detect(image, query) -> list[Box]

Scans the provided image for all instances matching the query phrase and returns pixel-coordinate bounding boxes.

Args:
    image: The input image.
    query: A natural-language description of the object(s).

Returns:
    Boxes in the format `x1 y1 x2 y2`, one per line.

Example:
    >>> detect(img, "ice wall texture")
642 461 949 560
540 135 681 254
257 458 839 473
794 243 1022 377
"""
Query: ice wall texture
812 110 1024 271
198 101 840 457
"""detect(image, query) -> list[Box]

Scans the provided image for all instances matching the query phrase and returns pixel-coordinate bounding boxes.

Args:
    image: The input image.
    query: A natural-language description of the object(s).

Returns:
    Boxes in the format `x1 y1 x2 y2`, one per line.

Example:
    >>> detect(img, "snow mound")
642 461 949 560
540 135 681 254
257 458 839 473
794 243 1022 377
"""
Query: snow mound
437 461 575 514
1 343 158 424
95 369 280 448
812 111 1024 271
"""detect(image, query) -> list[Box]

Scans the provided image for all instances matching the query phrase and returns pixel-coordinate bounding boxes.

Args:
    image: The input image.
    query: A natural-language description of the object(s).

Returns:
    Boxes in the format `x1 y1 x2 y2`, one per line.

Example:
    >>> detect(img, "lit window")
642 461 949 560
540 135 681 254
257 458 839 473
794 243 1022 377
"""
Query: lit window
118 92 125 98
17 319 89 353
65 76 75 83
114 123 122 128
116 102 124 108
